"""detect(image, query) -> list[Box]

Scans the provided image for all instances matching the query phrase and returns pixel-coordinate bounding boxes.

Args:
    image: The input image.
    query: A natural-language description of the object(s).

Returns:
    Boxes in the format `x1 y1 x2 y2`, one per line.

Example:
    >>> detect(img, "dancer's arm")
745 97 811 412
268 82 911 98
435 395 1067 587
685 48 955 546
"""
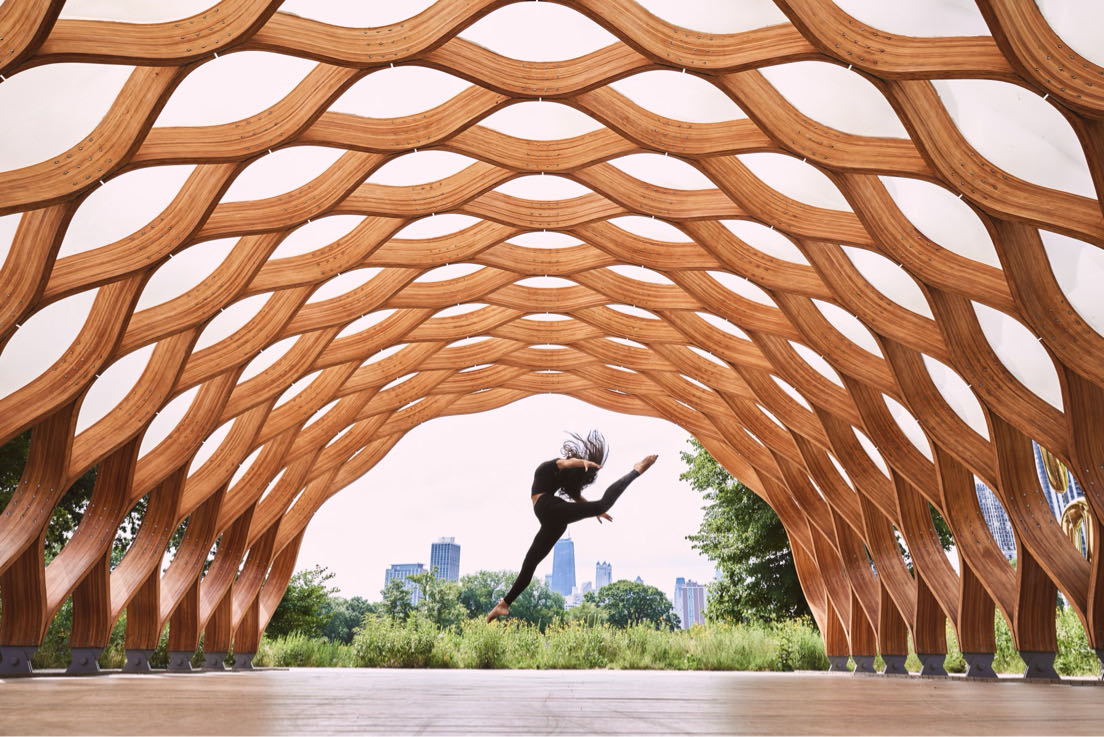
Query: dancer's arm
556 458 601 471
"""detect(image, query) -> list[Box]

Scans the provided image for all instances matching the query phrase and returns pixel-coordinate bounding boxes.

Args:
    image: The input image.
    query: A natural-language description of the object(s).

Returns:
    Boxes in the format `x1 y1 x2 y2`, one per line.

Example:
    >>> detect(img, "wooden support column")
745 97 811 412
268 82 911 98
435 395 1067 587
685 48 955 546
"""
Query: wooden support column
166 578 201 672
848 589 877 673
0 406 77 674
232 598 261 671
123 571 161 672
60 437 141 673
823 598 850 671
0 536 47 674
67 548 111 674
1015 545 1059 678
878 583 909 674
202 590 233 671
957 559 998 678
914 571 948 676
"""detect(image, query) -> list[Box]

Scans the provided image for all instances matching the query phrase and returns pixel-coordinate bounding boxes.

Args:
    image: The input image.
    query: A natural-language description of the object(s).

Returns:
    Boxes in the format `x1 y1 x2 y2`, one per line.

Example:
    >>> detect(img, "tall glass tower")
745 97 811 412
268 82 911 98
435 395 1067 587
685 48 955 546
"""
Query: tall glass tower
550 536 575 596
429 537 460 582
595 561 612 590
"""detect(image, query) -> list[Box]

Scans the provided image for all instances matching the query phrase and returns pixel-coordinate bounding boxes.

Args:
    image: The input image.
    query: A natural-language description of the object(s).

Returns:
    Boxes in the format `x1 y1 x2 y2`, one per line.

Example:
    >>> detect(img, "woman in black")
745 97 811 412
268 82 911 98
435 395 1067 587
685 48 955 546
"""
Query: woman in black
486 430 657 622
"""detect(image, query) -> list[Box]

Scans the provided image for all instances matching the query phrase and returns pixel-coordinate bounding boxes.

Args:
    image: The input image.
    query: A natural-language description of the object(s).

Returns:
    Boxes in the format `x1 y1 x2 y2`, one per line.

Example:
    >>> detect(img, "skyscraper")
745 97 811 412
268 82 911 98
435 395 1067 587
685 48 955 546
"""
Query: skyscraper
595 561 612 590
384 562 426 605
673 577 706 629
550 536 575 596
974 481 1017 561
430 537 460 582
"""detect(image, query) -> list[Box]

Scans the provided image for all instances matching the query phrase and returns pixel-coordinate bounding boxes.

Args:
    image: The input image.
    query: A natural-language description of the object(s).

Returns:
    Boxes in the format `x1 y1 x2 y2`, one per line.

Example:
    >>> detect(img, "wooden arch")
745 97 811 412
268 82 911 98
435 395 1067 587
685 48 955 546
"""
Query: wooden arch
0 0 1102 677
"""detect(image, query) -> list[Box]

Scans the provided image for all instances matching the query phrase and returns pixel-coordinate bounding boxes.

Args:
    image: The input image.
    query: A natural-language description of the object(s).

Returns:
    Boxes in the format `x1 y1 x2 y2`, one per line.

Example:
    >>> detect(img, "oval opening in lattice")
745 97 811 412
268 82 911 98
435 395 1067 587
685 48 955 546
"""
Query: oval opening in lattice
0 62 133 171
155 51 316 128
611 70 747 123
607 153 718 190
457 3 617 62
479 101 605 140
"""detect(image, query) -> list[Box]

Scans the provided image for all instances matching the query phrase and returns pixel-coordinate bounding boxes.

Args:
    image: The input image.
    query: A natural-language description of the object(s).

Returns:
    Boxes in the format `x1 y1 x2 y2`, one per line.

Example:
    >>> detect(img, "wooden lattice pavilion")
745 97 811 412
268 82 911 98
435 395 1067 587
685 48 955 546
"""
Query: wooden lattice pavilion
0 0 1102 678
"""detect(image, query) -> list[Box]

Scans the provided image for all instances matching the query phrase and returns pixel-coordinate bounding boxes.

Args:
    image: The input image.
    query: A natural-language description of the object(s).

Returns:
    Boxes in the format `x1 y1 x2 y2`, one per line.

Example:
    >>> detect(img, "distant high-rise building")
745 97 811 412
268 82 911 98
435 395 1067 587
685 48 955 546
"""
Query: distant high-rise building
551 537 576 596
430 537 461 582
384 562 426 605
595 561 612 590
544 573 553 588
633 575 643 584
674 577 706 629
567 581 593 608
974 481 1017 561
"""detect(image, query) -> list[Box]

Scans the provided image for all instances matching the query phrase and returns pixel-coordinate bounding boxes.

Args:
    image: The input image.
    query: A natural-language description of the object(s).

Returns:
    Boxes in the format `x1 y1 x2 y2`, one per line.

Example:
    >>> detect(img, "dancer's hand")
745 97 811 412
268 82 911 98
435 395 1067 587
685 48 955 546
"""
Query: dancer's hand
584 459 602 471
596 513 613 524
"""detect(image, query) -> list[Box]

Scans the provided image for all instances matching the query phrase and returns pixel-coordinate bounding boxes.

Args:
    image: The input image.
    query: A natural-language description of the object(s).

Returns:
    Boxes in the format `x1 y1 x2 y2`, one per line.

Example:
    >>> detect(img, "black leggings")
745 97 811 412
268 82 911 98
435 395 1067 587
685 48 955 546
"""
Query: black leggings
502 470 639 605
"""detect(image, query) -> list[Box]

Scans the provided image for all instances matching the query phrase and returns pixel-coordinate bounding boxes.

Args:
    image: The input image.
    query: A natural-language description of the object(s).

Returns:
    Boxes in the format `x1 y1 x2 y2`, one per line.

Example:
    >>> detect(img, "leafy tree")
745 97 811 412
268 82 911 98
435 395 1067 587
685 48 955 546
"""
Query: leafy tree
407 570 466 630
0 431 190 566
584 580 679 630
266 565 337 638
322 596 375 644
565 599 607 627
681 438 811 623
0 431 100 562
458 570 565 630
380 576 416 622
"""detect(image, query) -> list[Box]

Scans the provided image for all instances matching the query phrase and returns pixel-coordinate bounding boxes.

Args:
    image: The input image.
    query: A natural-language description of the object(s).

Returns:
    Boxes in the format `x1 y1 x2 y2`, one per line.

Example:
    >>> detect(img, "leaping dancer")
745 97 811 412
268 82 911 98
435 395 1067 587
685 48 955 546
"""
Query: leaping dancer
487 430 657 622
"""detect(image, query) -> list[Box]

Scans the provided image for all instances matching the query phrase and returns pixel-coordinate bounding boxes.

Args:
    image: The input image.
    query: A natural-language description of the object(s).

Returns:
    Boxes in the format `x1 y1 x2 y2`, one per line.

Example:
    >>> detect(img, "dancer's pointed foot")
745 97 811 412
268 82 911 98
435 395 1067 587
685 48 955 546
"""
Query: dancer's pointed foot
634 454 658 474
487 598 510 623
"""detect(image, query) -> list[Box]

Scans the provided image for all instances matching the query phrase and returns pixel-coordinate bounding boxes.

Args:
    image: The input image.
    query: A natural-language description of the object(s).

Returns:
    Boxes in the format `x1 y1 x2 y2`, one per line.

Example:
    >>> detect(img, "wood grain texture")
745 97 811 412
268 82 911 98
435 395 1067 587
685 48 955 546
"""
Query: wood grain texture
0 0 1101 668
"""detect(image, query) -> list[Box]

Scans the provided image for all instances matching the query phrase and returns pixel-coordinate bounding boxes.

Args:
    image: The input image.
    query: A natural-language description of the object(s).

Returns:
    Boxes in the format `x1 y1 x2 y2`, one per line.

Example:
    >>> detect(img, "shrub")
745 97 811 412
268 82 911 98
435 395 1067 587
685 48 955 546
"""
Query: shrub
774 618 830 671
256 632 352 668
352 614 437 667
540 621 618 669
1055 606 1098 676
454 620 509 668
993 611 1026 673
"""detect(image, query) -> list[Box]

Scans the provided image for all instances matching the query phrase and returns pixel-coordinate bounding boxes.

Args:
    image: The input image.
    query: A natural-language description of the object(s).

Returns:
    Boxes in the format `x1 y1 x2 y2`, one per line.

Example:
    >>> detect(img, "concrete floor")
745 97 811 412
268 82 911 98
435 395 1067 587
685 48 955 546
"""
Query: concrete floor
1 668 1103 735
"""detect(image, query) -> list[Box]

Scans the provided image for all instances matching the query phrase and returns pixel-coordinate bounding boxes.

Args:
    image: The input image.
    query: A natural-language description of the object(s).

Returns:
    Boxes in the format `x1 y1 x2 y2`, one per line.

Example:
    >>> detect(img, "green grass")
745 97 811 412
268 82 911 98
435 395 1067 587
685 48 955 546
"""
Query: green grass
254 616 829 671
22 606 1102 675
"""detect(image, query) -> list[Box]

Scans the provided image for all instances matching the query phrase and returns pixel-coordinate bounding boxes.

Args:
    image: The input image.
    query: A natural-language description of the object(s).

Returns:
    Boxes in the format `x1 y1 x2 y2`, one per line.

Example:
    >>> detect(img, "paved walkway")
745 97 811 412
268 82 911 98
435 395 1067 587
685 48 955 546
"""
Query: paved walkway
1 668 1103 735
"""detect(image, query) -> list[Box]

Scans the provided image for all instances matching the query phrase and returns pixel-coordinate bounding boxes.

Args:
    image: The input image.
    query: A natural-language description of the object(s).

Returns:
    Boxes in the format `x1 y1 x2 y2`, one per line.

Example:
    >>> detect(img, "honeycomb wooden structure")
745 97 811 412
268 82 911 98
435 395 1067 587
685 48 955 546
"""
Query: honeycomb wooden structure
0 0 1102 675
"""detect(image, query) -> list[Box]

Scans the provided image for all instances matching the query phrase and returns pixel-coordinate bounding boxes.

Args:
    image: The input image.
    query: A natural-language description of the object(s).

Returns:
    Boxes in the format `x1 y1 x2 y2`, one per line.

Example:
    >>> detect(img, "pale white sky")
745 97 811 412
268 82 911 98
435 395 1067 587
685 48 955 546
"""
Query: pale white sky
297 394 716 601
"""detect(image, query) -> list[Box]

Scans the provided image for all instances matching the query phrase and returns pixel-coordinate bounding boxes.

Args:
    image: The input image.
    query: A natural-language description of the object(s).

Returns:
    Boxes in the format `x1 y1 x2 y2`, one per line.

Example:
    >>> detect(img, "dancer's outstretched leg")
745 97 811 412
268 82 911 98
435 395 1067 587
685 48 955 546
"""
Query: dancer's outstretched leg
555 454 659 524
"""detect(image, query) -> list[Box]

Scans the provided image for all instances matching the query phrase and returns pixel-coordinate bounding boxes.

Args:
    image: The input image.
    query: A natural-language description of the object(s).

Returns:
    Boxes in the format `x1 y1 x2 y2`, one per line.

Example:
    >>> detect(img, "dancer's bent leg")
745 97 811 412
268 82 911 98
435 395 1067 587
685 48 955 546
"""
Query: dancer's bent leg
554 470 640 525
502 521 566 605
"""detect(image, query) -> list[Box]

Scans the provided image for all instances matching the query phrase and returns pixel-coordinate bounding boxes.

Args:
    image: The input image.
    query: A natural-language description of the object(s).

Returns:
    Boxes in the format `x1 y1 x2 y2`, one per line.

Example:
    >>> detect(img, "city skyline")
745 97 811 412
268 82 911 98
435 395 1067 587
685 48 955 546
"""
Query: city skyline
376 531 693 607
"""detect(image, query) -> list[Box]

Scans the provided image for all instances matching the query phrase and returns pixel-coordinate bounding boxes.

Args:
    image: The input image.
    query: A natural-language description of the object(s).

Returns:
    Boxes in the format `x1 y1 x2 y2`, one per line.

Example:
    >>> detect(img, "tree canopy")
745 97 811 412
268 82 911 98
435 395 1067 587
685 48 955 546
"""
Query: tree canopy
583 580 679 630
680 439 811 623
407 570 466 630
457 570 565 630
265 565 338 638
322 596 375 644
379 576 417 622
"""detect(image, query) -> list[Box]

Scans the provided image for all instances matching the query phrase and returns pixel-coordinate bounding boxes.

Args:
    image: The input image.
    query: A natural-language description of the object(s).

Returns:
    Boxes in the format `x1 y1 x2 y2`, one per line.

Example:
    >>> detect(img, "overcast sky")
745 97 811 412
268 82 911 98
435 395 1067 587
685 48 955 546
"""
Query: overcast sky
297 394 717 601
